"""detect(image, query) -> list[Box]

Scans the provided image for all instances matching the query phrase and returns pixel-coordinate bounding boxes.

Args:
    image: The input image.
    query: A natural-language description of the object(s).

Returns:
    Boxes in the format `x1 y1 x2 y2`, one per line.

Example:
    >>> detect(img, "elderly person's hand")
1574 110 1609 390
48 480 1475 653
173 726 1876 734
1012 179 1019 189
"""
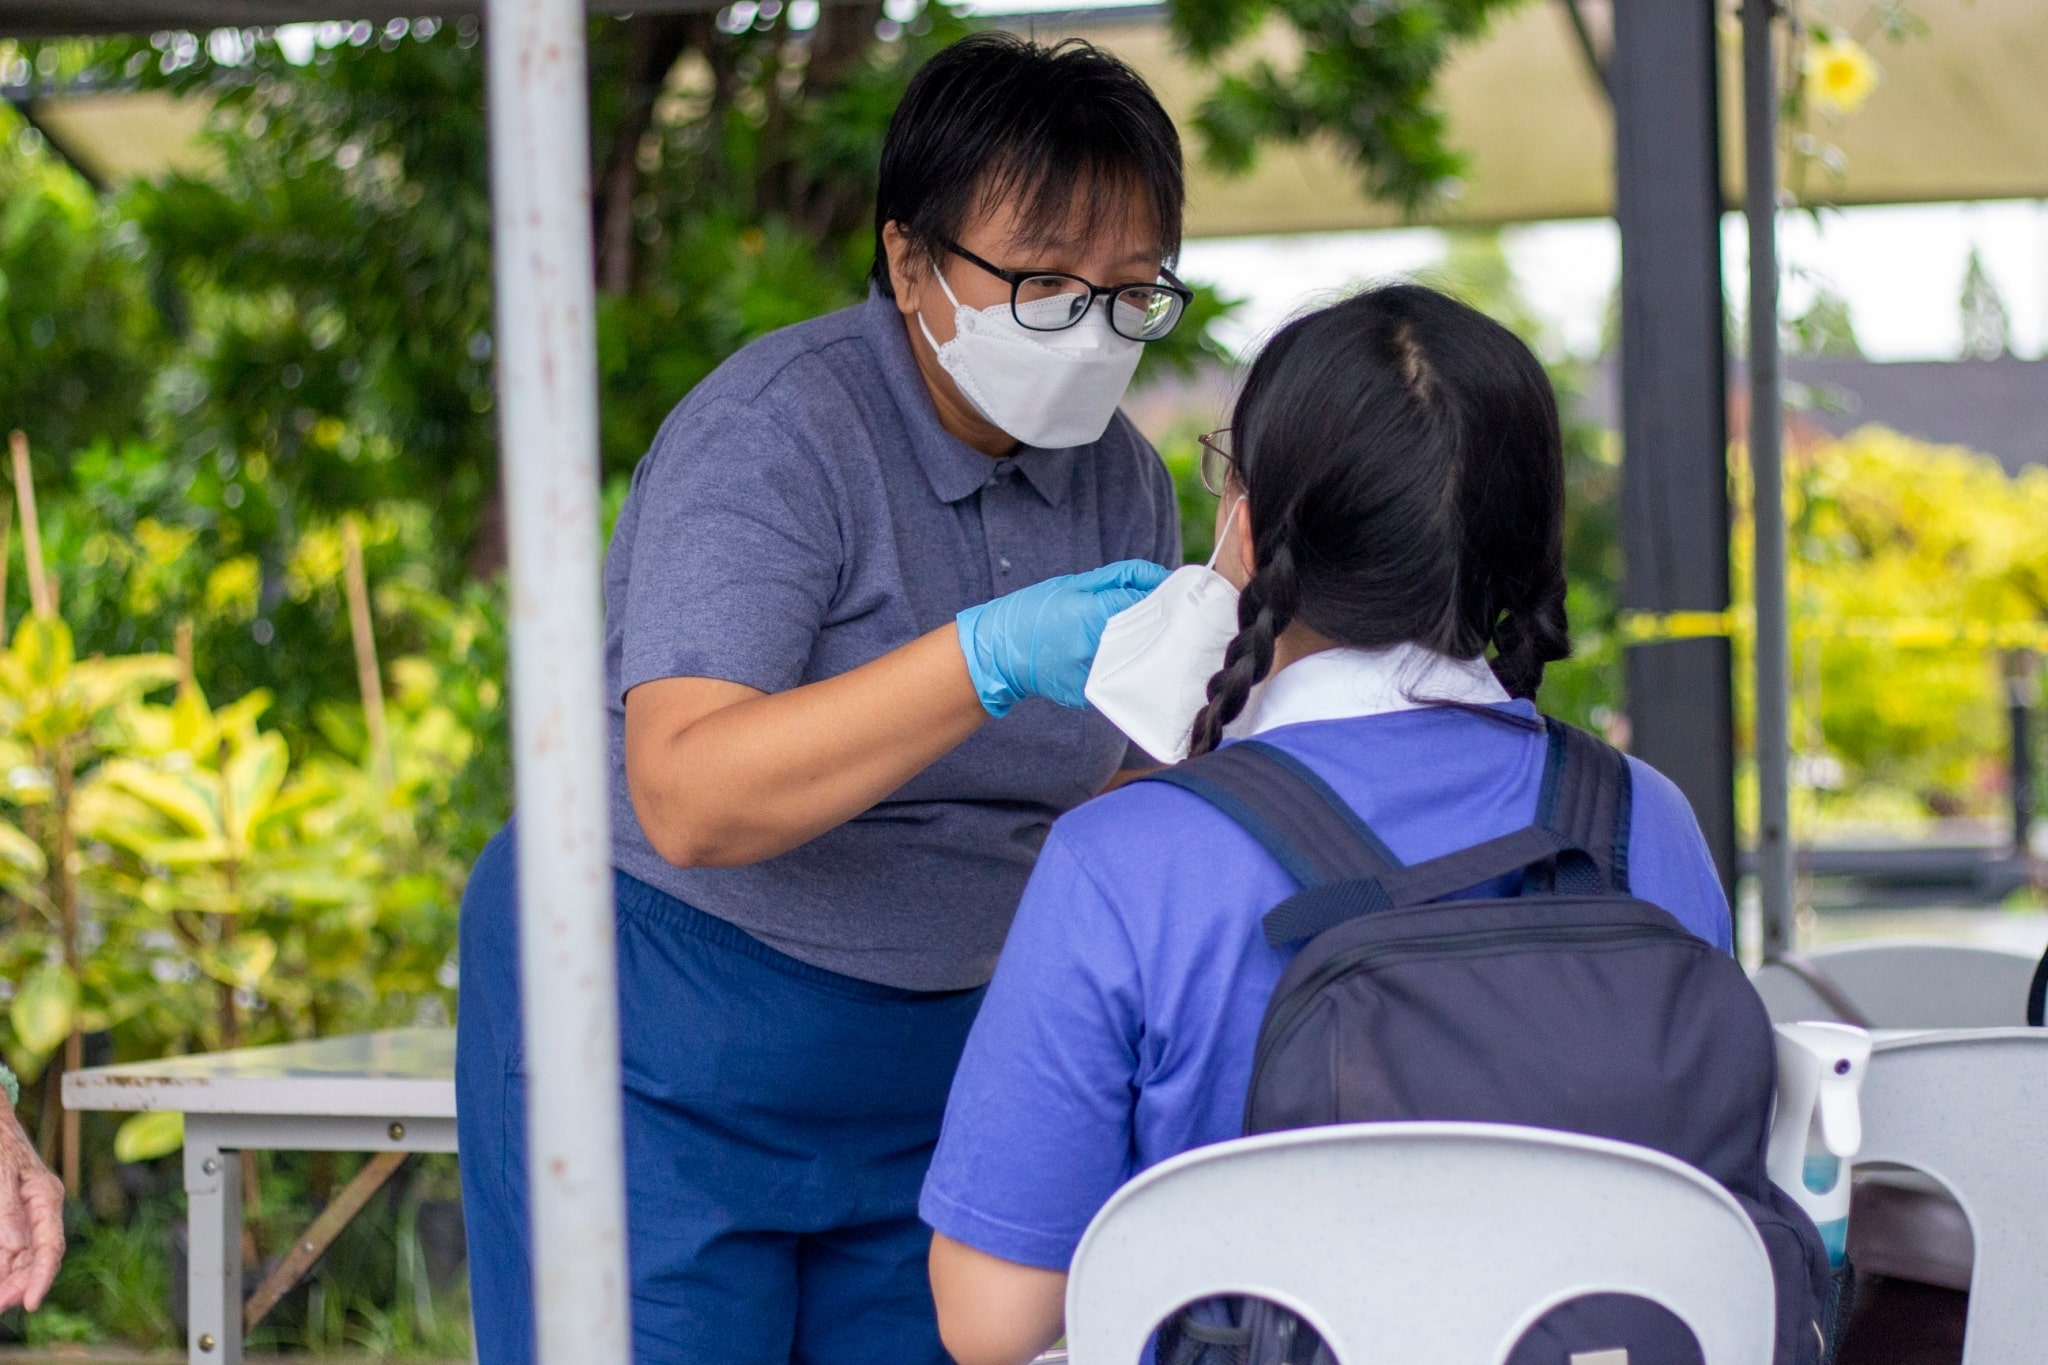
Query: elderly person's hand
0 1095 64 1313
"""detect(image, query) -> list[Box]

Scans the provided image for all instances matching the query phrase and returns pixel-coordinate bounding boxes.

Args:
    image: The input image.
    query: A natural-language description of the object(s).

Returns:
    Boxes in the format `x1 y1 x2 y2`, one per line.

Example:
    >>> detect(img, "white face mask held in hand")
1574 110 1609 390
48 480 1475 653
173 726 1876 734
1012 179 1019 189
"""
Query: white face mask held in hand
918 266 1144 450
1085 500 1246 763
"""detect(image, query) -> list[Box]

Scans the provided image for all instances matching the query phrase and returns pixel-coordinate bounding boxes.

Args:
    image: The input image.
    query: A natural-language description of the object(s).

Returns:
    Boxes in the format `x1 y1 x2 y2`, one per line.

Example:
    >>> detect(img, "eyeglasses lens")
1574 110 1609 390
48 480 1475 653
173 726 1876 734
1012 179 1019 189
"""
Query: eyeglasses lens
1013 277 1092 331
1112 286 1182 341
1199 431 1233 496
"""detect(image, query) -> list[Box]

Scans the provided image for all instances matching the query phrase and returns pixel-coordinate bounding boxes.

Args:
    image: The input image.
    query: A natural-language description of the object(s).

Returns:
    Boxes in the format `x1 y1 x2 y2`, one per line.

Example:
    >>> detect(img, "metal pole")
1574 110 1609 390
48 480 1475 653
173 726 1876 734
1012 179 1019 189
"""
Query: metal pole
1744 0 1795 956
1612 0 1737 904
2009 649 2039 859
484 1 632 1360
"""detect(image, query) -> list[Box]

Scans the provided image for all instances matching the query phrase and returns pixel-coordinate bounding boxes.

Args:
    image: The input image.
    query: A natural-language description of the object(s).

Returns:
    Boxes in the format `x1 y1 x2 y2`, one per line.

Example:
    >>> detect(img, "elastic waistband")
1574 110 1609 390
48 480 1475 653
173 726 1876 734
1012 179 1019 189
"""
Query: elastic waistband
612 870 981 1005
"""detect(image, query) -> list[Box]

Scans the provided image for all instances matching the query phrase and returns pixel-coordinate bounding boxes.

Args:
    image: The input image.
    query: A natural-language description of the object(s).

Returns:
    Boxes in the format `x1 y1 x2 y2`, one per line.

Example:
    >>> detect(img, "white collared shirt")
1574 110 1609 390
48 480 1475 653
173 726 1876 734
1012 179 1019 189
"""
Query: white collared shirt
1229 642 1511 738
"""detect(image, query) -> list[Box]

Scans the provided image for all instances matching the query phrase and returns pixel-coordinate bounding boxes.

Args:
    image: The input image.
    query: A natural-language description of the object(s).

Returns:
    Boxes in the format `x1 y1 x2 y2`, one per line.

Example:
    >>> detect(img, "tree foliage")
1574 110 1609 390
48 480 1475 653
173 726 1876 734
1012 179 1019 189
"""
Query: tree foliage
17 0 1518 569
0 119 162 464
1733 425 2048 823
1169 0 1521 212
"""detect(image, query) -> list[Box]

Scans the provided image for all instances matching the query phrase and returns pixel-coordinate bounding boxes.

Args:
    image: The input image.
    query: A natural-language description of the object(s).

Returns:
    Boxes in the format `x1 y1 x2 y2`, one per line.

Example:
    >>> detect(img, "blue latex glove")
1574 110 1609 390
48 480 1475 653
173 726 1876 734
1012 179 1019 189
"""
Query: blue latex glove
957 559 1171 715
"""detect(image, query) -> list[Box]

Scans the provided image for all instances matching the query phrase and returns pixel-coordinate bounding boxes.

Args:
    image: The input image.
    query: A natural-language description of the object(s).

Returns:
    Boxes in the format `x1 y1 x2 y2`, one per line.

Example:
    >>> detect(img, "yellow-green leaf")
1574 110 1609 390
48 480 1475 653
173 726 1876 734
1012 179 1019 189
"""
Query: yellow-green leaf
115 699 178 754
224 731 289 843
9 964 77 1056
114 1111 185 1163
168 682 214 752
136 835 239 866
203 932 276 989
99 759 223 839
0 819 44 878
135 876 236 917
254 868 369 905
72 778 173 846
11 616 75 689
212 690 272 739
69 654 181 715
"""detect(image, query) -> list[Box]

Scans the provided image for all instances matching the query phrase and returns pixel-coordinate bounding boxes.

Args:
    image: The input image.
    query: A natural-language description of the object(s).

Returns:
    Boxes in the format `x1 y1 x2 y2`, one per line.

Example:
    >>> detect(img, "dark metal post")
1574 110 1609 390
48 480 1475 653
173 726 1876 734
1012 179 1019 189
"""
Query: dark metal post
2011 650 2039 859
1744 0 1794 956
1612 0 1738 906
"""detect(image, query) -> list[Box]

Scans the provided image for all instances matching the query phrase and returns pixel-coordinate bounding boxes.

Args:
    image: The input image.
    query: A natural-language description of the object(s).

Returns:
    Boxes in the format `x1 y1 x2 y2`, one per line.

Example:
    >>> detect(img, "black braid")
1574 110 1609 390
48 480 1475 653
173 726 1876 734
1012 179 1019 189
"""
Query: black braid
1188 540 1300 757
1488 580 1572 700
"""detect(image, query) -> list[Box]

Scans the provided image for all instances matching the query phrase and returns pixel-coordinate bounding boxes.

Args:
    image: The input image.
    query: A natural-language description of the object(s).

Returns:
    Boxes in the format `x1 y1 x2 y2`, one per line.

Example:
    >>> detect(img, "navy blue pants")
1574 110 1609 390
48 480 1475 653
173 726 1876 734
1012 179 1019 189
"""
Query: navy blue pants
456 824 986 1363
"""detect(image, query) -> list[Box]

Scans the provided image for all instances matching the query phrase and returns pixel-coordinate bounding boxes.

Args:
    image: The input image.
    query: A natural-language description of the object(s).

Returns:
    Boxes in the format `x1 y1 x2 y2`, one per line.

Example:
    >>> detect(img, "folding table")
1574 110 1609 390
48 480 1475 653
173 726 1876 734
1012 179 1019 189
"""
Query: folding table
64 1028 456 1365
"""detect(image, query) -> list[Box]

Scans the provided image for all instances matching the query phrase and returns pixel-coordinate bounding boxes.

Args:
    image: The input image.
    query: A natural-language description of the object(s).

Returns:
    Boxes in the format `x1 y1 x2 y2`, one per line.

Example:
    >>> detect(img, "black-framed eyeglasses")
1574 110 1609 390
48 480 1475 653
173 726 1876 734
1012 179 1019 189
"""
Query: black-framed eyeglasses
1197 428 1235 496
943 239 1193 343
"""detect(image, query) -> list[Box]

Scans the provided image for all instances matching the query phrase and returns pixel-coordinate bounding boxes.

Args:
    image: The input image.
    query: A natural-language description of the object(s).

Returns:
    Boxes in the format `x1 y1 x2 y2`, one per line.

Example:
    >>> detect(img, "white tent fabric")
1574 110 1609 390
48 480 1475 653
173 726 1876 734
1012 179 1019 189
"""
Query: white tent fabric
1054 0 2048 236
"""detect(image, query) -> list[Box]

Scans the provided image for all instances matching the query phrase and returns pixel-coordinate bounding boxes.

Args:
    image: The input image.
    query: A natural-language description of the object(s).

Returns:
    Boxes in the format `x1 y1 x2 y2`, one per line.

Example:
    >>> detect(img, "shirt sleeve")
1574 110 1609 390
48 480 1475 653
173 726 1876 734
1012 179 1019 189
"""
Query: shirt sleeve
616 398 842 698
920 829 1144 1269
1624 756 1734 953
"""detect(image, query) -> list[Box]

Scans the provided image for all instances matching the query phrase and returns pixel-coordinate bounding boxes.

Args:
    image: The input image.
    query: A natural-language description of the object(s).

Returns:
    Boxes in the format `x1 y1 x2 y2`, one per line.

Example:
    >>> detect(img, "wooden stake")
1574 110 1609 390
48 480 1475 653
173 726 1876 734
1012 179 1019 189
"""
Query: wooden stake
242 1151 408 1333
8 431 51 620
174 619 195 692
0 493 13 642
61 1031 80 1198
53 740 80 1198
9 438 74 1189
341 518 393 790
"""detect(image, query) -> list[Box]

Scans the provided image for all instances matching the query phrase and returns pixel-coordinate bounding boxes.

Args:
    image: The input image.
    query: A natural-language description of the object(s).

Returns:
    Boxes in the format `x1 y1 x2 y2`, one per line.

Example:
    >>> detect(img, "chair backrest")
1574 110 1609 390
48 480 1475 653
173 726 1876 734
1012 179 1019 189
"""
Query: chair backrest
1751 940 2039 1028
1856 1029 2048 1365
1064 1122 1778 1365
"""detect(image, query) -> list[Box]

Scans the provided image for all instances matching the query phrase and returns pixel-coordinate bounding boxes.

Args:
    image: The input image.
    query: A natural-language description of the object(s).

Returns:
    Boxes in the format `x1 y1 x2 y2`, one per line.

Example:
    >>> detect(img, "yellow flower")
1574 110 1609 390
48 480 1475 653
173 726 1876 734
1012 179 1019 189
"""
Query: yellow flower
1805 38 1879 116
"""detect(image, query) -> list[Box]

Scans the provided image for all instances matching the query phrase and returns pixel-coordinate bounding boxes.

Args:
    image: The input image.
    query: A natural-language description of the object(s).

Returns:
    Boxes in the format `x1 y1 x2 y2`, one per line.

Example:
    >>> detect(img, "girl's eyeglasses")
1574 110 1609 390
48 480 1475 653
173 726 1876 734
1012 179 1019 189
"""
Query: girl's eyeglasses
1197 428 1235 497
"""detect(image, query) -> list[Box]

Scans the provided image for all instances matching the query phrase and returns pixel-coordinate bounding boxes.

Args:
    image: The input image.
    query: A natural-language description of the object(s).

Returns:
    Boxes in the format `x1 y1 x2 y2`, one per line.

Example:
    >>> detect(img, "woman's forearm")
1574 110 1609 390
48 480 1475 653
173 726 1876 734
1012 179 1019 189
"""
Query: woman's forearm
625 624 990 868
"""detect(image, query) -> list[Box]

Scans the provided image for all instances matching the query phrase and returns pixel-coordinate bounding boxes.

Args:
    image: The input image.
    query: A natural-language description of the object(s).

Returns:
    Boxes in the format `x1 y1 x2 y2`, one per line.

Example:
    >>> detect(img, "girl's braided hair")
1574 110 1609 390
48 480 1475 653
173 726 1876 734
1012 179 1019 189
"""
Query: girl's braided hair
1188 284 1571 757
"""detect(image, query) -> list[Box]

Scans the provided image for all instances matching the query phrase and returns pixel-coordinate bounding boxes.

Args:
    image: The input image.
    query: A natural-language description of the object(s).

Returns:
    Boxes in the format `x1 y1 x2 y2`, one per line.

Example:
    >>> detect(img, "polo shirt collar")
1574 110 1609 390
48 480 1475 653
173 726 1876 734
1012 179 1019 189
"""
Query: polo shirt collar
860 290 1078 507
1233 643 1513 738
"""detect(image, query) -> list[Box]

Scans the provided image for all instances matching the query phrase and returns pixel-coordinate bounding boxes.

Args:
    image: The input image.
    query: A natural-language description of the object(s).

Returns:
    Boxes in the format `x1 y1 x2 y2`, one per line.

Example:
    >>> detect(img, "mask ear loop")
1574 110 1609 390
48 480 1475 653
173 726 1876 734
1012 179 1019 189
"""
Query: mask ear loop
915 252 970 354
1206 496 1245 573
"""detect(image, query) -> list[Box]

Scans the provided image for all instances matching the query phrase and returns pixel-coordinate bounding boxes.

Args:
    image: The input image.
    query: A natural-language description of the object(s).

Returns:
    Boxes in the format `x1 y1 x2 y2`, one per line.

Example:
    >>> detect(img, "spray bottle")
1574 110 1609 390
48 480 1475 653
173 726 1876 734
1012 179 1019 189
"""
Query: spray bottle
1767 1021 1872 1265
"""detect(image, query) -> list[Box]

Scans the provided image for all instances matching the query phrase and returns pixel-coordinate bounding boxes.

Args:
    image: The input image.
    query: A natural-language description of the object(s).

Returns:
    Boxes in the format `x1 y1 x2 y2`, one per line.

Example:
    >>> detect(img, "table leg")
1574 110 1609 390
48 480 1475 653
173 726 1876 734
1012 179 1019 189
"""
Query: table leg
183 1116 243 1365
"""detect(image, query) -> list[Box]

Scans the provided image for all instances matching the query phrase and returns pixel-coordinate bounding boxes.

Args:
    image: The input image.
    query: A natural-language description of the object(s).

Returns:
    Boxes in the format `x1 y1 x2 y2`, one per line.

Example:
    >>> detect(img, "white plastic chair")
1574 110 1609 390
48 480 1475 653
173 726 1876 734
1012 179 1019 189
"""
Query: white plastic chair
1064 1122 1778 1365
1750 939 2043 1297
1855 1029 2048 1364
1750 940 2039 1029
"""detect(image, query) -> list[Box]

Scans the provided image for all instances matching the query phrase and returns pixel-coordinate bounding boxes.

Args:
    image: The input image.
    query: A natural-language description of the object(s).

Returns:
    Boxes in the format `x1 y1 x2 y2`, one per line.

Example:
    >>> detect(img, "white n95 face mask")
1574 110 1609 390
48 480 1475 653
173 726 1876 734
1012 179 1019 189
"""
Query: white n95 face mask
1085 503 1245 763
918 267 1143 450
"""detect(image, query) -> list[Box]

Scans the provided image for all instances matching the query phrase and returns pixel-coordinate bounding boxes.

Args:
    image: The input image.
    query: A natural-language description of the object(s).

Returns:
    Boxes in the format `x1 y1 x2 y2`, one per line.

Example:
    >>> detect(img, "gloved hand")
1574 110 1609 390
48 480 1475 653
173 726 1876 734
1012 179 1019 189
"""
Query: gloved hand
957 559 1171 716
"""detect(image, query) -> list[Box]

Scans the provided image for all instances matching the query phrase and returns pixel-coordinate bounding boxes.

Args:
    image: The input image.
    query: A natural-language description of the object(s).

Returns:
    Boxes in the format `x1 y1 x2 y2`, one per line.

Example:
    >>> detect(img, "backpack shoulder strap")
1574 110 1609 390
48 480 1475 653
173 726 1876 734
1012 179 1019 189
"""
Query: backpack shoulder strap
1137 741 1401 889
1287 717 1630 920
1537 717 1633 896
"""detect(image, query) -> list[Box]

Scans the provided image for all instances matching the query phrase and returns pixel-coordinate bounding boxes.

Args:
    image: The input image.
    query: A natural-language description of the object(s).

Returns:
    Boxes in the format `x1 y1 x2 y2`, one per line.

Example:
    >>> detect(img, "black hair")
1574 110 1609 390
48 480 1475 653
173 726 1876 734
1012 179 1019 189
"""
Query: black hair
1188 283 1572 757
871 33 1184 297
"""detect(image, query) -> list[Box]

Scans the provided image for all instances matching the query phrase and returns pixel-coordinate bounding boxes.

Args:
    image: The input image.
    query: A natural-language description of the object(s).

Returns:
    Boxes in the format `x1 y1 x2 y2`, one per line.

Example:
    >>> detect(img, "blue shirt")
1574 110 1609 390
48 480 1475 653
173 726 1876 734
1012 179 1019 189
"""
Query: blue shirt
919 661 1732 1268
602 291 1181 991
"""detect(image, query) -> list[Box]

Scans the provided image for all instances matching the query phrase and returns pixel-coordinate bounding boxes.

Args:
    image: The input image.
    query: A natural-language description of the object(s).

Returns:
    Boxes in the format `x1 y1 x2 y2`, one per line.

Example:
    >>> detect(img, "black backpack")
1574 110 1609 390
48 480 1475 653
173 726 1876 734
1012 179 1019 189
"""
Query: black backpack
1137 718 1833 1365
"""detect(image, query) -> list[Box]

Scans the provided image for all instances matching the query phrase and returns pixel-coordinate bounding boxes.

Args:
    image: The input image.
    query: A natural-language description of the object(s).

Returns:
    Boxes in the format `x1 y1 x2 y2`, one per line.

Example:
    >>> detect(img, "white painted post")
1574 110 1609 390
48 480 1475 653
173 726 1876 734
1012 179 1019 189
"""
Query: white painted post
183 1118 242 1365
483 1 632 1360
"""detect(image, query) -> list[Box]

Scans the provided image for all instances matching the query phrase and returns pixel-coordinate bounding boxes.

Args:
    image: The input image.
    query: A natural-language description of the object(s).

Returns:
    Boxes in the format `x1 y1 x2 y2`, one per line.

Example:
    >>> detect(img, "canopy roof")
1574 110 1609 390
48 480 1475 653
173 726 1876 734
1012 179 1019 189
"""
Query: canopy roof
2 0 700 35
10 0 2046 233
1063 0 2048 236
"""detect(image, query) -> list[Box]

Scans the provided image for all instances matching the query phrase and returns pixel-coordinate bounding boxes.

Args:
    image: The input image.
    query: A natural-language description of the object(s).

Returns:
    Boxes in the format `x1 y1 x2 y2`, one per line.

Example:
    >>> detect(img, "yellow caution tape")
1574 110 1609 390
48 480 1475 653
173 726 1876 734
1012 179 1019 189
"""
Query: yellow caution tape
1617 609 1744 643
1617 610 2048 651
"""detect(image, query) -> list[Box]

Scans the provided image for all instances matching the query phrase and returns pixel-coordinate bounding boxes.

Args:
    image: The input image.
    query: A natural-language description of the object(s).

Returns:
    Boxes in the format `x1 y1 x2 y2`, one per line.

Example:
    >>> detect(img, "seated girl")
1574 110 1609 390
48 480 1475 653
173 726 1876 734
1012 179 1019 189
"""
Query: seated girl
916 284 1734 1365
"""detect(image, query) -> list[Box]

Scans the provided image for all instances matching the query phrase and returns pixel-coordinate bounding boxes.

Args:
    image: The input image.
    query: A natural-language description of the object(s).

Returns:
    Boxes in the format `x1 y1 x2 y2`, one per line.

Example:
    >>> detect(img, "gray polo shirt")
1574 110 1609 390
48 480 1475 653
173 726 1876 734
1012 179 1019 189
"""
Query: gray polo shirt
603 291 1181 991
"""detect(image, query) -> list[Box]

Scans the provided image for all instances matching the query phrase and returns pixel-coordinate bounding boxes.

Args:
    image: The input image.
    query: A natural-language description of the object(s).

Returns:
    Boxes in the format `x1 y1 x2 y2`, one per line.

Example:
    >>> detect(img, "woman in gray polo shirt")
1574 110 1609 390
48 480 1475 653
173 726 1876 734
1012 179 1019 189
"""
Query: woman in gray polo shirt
457 33 1189 1363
